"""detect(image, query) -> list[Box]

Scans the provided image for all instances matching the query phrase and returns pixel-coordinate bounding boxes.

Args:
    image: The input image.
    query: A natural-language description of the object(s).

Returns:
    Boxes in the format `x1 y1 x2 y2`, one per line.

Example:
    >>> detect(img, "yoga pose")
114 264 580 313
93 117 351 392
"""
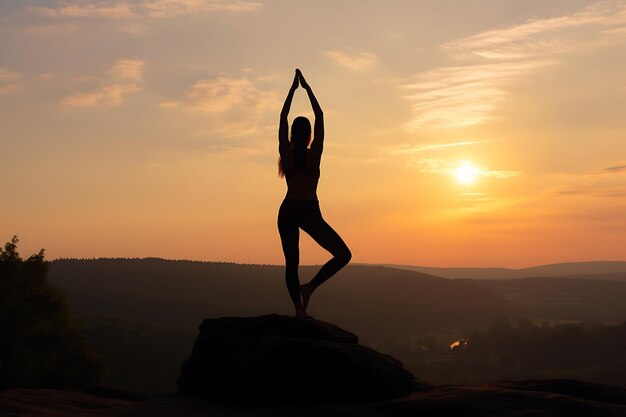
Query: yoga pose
278 69 351 318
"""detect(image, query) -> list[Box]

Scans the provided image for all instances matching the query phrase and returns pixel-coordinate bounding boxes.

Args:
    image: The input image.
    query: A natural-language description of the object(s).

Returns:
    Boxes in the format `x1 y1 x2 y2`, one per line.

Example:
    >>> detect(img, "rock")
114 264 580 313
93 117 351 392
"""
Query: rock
177 314 415 402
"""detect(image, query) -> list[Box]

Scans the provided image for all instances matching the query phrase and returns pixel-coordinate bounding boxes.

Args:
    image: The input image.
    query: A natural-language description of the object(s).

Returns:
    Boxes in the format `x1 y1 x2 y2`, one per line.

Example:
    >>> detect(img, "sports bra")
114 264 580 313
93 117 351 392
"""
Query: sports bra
282 149 320 200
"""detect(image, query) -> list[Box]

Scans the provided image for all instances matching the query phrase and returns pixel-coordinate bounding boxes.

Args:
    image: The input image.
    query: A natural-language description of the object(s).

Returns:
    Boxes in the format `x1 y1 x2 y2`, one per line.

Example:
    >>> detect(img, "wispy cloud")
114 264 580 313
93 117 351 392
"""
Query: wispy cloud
165 76 275 114
551 186 626 198
453 192 496 208
162 75 277 136
387 140 480 155
481 169 522 179
542 160 626 199
597 163 626 174
63 83 140 107
410 157 521 179
19 22 81 36
554 161 626 181
403 60 554 129
387 141 522 180
600 188 626 197
62 59 144 107
404 0 626 130
29 0 262 20
604 26 626 35
140 0 261 18
562 162 626 178
30 2 135 19
411 157 450 174
326 51 377 71
108 59 144 82
444 1 626 59
0 67 22 95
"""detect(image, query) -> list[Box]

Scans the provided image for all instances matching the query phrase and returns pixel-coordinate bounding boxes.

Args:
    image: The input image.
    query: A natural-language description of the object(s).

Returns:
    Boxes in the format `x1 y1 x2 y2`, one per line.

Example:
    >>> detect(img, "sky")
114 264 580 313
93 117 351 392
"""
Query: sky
2 0 626 267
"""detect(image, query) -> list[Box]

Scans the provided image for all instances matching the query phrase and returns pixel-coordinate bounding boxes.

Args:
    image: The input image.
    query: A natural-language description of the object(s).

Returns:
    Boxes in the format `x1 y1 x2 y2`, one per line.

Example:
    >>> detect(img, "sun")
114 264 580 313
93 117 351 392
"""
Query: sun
454 161 480 185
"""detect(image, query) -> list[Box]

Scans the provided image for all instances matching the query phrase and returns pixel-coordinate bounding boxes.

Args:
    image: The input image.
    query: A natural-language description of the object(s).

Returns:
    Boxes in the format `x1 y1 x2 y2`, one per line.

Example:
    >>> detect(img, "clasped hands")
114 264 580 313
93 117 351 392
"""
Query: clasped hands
290 69 310 91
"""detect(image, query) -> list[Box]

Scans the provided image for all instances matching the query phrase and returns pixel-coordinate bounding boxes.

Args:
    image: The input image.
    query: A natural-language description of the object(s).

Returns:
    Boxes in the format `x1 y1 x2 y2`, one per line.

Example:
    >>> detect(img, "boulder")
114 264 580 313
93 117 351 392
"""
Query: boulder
177 314 414 402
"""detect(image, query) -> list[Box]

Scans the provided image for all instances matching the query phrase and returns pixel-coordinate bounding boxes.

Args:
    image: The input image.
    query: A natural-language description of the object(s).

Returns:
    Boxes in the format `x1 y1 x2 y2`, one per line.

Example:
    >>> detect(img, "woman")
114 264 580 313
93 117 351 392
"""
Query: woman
278 69 351 318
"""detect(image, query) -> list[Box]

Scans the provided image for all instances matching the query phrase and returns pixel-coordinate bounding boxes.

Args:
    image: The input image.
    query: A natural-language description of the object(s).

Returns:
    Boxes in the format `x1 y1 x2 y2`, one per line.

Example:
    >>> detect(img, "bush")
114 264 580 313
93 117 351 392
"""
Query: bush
0 236 103 388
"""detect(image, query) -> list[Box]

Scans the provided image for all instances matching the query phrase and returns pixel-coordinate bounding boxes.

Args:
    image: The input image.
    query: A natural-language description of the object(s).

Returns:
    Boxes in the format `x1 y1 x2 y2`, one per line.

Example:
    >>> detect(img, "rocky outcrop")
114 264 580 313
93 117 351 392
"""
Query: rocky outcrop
177 314 415 402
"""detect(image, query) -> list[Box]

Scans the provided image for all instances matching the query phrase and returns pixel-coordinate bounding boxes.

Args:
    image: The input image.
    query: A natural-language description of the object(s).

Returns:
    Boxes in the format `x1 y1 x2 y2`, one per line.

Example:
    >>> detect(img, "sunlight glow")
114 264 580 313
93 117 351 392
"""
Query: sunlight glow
454 161 481 185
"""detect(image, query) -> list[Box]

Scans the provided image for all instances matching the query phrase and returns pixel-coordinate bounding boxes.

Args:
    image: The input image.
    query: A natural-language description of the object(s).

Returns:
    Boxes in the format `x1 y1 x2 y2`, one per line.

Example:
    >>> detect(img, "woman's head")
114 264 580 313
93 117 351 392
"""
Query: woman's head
290 116 311 149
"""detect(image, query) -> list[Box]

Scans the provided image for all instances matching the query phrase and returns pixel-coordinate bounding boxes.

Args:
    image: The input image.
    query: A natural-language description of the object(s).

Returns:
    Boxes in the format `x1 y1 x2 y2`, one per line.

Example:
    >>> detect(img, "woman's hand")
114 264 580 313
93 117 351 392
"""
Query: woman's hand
296 69 310 90
290 70 299 91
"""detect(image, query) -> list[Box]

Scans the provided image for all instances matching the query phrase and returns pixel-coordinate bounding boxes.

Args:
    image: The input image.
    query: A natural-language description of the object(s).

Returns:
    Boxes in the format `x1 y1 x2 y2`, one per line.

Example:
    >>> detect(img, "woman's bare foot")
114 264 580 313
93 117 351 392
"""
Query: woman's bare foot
295 307 313 319
300 283 314 310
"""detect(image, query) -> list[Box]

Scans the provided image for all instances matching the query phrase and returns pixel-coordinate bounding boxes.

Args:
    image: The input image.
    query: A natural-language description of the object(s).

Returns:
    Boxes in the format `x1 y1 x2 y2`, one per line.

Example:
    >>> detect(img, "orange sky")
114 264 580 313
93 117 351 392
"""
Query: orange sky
2 0 626 267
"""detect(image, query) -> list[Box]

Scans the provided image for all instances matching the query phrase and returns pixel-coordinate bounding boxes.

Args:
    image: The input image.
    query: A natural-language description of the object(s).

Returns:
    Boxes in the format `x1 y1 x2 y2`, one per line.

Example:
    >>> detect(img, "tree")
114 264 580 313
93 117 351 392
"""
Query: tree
0 236 103 388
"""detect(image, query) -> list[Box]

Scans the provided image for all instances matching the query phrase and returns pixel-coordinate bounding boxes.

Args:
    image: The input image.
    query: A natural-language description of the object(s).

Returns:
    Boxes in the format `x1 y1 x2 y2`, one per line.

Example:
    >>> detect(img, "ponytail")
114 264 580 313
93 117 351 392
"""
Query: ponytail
278 157 285 178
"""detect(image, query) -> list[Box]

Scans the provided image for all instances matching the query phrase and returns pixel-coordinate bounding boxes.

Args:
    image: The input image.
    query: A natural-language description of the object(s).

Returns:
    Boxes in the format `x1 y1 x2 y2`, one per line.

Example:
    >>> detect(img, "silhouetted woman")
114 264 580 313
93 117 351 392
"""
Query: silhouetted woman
278 69 352 318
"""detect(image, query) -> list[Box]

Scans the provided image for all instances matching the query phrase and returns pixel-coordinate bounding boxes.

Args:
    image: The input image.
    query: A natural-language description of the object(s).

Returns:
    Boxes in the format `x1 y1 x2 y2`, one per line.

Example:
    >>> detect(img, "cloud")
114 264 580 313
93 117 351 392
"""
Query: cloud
404 0 626 130
540 160 626 200
604 26 626 36
411 157 450 174
386 141 521 181
30 2 135 19
566 162 626 177
326 51 377 71
174 77 275 114
29 0 261 21
599 163 626 174
62 59 144 107
444 1 626 59
551 186 626 198
387 141 480 155
109 59 144 82
555 161 626 180
481 169 522 179
162 75 278 136
139 0 262 18
454 192 496 208
403 60 554 129
0 68 21 82
409 157 521 179
600 189 626 197
0 67 22 95
19 23 81 36
63 83 141 107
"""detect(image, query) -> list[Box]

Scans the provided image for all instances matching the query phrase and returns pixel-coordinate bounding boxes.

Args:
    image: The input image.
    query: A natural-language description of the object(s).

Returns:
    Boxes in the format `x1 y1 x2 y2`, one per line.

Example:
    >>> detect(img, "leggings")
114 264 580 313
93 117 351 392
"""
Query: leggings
277 199 351 308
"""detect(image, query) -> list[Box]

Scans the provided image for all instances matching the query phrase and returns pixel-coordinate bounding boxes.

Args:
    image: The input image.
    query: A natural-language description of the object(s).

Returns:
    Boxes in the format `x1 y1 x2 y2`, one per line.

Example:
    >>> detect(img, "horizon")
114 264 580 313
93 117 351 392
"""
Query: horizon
48 256 626 271
3 0 626 267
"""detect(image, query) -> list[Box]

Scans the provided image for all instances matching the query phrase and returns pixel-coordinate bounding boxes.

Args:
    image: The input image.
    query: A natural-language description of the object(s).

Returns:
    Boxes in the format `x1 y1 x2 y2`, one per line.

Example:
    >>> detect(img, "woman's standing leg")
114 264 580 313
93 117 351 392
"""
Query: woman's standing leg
278 202 308 316
299 205 351 308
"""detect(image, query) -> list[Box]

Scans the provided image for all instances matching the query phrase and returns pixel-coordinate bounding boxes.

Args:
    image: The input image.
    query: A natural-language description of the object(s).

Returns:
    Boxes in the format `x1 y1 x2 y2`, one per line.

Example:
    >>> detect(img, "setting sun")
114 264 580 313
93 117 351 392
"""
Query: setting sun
454 161 480 185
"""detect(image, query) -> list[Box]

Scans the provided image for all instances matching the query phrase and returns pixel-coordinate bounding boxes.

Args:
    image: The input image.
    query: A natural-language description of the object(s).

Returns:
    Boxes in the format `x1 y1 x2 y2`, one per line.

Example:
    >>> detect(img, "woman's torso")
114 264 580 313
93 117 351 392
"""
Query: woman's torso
282 149 320 200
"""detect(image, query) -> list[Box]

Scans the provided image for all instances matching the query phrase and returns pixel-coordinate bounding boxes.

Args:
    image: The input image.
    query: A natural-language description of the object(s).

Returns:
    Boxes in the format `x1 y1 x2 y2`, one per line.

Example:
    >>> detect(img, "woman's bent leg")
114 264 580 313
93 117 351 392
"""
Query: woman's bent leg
300 212 351 293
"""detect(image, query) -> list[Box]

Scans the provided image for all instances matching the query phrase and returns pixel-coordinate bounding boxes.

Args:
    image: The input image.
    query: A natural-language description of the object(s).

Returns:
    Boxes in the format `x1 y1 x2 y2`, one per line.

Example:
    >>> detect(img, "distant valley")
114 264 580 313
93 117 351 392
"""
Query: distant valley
381 261 626 280
47 258 626 392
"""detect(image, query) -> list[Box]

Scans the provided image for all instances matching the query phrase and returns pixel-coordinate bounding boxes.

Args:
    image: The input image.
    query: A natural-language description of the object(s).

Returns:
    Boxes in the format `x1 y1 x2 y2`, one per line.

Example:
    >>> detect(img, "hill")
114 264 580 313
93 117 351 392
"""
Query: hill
48 259 511 342
477 277 626 323
46 259 626 393
49 259 626 336
383 261 626 280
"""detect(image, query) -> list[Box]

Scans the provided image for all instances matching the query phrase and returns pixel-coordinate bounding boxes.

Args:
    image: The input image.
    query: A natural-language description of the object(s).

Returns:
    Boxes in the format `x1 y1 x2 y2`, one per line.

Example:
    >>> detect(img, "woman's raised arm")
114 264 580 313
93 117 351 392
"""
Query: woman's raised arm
297 69 324 153
279 71 299 154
